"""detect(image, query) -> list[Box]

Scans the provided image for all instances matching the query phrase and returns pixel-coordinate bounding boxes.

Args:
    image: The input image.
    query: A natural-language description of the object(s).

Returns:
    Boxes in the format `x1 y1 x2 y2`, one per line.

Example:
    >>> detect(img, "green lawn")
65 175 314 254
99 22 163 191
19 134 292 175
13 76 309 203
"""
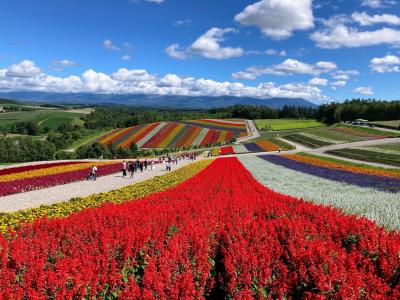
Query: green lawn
255 119 324 131
0 110 85 131
68 129 115 150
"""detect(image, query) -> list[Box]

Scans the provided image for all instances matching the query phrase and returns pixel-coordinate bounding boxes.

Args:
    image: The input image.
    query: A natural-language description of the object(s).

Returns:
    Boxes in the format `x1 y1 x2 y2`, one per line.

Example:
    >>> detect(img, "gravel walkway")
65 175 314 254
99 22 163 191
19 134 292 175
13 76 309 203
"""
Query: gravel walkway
0 158 201 212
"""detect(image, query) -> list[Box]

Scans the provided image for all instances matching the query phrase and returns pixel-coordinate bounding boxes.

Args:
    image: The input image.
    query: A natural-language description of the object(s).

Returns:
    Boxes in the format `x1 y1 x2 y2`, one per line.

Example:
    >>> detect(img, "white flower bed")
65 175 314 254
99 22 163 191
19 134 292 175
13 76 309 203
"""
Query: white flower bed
233 144 250 154
239 156 400 230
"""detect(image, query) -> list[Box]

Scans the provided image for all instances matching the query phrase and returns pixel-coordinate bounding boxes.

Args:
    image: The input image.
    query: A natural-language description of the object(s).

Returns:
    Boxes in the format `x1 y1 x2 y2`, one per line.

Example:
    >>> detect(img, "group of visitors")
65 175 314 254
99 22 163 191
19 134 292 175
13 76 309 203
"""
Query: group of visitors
87 152 198 181
121 159 155 178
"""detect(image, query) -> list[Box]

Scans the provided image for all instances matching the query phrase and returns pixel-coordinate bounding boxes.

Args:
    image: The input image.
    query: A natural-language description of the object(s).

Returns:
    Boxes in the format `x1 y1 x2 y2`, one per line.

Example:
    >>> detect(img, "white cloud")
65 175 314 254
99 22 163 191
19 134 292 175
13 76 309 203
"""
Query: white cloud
354 86 374 95
167 28 245 60
352 12 400 26
52 59 78 67
6 60 41 78
361 0 396 8
265 49 287 56
370 54 400 72
232 58 337 80
165 43 187 60
121 55 131 61
234 0 314 39
173 19 191 26
145 0 164 3
103 39 120 51
112 68 156 82
311 23 400 49
189 28 244 59
0 60 329 101
331 80 347 87
309 77 328 86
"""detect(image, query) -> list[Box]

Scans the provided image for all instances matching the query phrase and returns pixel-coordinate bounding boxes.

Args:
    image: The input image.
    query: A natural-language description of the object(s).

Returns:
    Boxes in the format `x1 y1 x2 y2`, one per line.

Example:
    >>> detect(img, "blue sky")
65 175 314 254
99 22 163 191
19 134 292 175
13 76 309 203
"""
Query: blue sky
0 0 399 103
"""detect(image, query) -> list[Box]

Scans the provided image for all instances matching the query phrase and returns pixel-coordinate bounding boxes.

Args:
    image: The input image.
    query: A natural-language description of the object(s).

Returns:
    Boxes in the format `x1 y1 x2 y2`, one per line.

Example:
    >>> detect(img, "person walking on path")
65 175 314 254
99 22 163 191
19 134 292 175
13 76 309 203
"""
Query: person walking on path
129 161 135 178
144 159 148 170
87 165 98 181
151 160 155 171
166 161 171 171
121 160 127 178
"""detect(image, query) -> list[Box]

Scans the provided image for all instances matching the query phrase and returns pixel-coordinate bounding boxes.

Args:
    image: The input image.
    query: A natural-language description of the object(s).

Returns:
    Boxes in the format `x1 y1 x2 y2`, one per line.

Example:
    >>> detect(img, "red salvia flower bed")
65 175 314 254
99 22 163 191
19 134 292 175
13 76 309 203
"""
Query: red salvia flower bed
0 161 83 176
0 158 399 298
0 163 121 196
220 146 235 155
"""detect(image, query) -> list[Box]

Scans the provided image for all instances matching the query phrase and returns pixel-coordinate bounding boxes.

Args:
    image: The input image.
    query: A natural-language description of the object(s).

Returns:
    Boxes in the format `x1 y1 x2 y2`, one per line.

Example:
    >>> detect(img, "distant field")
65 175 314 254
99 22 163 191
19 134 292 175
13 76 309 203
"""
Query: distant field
371 120 400 130
284 124 399 148
0 109 85 130
254 119 324 131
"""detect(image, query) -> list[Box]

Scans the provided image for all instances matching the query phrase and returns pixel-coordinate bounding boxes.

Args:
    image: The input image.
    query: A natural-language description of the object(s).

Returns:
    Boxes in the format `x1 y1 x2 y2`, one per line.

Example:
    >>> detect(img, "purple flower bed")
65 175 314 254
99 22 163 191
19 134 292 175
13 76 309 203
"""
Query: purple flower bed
259 155 400 193
244 143 263 153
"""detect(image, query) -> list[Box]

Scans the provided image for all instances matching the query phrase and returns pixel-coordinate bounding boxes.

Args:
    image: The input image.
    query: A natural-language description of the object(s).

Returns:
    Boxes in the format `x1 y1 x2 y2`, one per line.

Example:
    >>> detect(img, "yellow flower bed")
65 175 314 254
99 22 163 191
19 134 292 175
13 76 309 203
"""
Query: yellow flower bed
0 161 116 182
211 148 220 156
0 159 213 234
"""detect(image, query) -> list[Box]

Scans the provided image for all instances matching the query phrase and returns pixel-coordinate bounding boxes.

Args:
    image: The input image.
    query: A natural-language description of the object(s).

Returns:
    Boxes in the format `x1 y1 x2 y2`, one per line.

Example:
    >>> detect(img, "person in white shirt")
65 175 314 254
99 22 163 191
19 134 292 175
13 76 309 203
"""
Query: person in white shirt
90 165 98 181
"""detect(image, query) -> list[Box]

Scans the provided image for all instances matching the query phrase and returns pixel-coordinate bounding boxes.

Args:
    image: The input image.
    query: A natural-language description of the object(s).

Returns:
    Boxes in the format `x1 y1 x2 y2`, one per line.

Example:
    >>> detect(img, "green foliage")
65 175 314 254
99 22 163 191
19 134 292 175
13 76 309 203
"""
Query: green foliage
317 99 400 124
284 134 332 148
10 121 40 136
0 136 56 163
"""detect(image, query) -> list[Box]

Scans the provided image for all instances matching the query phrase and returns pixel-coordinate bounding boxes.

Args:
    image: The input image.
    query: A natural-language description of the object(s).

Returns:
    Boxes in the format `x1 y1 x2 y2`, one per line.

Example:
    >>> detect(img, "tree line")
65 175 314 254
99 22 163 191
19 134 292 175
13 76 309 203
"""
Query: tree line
316 99 400 124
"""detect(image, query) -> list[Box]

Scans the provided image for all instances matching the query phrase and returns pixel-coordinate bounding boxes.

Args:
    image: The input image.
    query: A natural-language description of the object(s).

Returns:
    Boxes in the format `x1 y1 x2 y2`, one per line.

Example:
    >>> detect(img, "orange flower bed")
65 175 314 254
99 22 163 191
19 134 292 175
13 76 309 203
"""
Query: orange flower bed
283 154 400 179
255 140 280 152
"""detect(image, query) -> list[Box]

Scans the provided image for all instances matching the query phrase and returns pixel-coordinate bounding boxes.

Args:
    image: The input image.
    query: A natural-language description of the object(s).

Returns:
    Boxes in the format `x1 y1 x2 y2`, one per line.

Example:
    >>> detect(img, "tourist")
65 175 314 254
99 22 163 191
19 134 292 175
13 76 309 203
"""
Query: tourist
121 160 127 178
87 164 98 181
129 161 135 178
139 161 144 172
151 160 155 171
144 159 148 170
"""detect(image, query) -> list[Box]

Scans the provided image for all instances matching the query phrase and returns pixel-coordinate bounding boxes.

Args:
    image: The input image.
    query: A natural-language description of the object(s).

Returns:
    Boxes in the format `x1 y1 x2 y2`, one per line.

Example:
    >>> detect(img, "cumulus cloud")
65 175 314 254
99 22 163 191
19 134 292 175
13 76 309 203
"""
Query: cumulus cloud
189 28 244 59
234 0 314 39
354 86 374 95
331 80 347 87
165 43 188 60
6 60 41 78
361 0 396 8
352 12 400 26
311 23 400 49
0 60 329 101
166 28 244 60
103 39 120 51
370 54 400 72
309 77 328 86
265 49 287 56
232 58 337 80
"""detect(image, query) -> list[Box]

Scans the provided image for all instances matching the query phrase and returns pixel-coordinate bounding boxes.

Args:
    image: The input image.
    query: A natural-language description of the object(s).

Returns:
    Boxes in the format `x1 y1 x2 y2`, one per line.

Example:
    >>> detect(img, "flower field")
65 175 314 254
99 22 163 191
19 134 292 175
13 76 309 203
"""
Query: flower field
232 138 293 154
219 146 234 155
0 161 120 196
285 125 399 148
0 159 212 233
1 158 400 298
327 144 400 167
98 120 245 149
239 155 400 230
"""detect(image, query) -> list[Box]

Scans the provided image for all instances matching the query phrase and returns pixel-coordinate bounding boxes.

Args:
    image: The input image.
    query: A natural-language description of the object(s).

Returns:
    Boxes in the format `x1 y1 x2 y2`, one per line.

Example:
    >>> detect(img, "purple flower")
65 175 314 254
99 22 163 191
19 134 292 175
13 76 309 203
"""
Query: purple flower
245 143 263 152
259 155 400 193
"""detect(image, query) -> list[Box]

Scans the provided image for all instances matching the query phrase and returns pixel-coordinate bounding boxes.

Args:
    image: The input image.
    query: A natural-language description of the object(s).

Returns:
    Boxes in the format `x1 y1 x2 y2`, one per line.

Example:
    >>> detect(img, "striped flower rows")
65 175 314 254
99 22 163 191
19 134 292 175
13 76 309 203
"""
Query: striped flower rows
98 121 239 149
239 156 400 229
0 161 120 196
284 153 400 179
260 155 400 193
233 140 281 153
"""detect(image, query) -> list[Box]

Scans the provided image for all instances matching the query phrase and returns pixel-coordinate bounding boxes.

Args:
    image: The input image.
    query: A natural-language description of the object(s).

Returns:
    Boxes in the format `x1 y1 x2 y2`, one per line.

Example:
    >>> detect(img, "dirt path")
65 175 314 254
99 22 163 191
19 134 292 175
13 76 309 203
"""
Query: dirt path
0 158 202 212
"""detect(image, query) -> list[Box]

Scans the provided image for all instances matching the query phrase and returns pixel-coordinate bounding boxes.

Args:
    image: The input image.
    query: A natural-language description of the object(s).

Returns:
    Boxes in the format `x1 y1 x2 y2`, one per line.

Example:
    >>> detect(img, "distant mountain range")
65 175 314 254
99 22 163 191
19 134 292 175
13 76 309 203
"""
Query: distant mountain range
0 92 318 109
